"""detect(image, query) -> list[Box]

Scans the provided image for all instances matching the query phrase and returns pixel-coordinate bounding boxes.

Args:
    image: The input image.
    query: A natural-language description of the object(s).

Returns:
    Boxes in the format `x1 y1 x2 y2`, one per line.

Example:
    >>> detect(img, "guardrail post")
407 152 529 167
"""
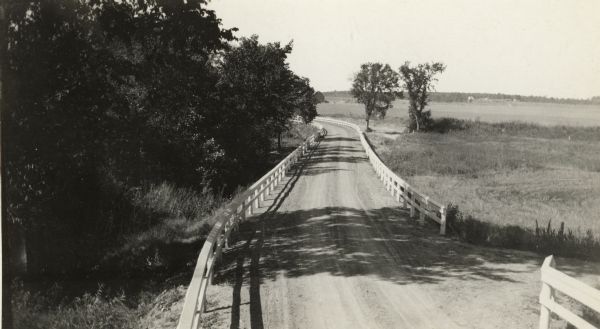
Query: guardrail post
201 292 207 314
247 198 253 216
439 206 447 235
260 184 265 202
254 189 259 209
409 191 415 218
539 255 556 329
402 185 408 209
419 197 428 225
241 202 246 221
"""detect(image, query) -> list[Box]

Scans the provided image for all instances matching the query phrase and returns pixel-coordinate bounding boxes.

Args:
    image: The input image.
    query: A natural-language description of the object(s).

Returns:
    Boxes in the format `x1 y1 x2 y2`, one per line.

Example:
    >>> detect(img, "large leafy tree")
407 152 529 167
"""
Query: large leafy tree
3 0 235 275
313 91 326 104
217 36 316 185
350 63 401 131
3 0 315 277
399 61 446 131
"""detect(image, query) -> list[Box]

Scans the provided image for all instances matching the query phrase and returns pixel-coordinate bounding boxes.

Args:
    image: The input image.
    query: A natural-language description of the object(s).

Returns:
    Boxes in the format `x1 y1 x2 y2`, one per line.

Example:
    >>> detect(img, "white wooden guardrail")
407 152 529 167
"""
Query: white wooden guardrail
314 117 447 235
176 124 326 329
539 255 600 329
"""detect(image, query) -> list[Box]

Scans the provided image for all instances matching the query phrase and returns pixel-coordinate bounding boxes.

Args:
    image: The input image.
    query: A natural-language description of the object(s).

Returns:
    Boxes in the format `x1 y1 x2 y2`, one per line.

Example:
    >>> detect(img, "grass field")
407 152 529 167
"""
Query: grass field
318 100 600 257
319 98 600 127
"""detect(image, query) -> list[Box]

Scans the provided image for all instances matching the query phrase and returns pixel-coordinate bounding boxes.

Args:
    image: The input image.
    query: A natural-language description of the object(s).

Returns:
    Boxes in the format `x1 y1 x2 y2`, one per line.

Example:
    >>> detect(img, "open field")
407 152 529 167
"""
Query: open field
372 129 600 236
318 99 600 127
318 103 600 246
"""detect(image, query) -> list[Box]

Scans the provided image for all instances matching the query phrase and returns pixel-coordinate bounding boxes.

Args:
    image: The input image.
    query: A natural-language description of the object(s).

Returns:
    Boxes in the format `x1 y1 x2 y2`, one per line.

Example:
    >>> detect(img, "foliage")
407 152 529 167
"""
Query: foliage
3 0 315 277
313 91 326 104
350 63 401 131
398 61 446 131
12 283 143 329
217 35 317 176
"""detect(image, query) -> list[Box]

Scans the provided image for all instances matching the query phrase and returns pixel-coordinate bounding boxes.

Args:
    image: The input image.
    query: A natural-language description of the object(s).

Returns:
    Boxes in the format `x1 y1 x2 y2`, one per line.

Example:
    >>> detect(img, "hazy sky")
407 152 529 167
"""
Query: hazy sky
208 0 600 99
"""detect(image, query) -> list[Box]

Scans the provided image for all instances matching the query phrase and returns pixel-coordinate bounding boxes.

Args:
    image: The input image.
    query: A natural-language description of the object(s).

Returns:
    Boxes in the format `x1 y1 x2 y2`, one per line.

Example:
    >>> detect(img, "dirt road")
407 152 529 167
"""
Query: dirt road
203 122 600 329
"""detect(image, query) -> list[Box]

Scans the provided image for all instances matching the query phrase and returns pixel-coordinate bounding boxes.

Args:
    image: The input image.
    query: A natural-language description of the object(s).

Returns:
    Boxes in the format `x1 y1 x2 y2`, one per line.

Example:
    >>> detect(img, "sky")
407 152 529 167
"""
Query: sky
207 0 600 99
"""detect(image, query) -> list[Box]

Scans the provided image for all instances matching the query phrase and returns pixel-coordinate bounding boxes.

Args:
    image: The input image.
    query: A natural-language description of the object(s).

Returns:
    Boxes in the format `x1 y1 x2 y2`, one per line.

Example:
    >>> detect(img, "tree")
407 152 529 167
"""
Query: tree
3 0 235 275
217 36 316 182
399 61 446 131
350 63 401 131
313 91 326 104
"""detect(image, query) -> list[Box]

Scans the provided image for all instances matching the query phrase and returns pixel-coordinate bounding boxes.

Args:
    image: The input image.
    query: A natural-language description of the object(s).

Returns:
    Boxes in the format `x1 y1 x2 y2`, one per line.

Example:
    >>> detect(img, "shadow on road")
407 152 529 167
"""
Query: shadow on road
216 205 541 288
211 124 600 329
212 124 544 329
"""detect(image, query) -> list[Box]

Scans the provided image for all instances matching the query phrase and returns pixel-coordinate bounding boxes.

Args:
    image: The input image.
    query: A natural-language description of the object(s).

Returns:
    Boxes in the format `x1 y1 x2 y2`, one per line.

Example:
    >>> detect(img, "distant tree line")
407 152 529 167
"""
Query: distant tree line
326 91 600 105
2 0 317 277
429 92 600 105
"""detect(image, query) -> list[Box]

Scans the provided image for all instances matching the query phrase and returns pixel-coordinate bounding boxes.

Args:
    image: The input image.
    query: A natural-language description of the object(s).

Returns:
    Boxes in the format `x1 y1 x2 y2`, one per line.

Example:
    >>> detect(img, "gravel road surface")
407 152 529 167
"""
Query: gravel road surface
201 122 600 329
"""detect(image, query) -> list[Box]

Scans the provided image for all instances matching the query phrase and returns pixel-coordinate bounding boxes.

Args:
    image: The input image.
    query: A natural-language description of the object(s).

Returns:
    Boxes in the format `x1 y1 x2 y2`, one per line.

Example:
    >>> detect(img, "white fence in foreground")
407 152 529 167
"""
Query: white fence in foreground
315 117 447 235
539 255 600 329
176 124 326 329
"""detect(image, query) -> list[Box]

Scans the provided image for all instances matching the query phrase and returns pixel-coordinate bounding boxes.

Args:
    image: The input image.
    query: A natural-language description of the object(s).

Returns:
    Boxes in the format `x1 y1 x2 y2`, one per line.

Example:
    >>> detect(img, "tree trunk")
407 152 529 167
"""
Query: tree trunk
415 114 420 131
366 117 370 131
277 132 281 151
1 2 14 326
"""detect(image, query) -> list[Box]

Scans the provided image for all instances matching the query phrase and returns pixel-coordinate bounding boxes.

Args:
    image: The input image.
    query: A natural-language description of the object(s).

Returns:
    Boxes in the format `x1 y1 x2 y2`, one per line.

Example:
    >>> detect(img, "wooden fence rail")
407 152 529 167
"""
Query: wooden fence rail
176 123 326 329
539 255 600 329
314 117 447 235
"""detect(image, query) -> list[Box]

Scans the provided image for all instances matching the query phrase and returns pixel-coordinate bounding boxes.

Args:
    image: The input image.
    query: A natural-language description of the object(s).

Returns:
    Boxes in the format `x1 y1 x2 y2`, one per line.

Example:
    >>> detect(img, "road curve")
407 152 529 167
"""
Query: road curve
203 122 461 329
202 121 588 329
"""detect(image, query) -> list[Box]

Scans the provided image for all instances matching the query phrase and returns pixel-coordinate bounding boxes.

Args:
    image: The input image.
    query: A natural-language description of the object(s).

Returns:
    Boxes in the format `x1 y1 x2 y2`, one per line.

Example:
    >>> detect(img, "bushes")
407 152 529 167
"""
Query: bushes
446 204 600 261
12 284 142 329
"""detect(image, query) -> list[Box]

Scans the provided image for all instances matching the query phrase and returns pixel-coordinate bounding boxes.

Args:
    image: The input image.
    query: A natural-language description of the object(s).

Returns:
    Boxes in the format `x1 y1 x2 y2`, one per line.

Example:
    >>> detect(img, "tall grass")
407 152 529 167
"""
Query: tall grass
12 283 143 329
446 204 600 262
374 118 600 260
428 117 600 141
280 123 320 148
132 182 222 222
380 120 600 178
